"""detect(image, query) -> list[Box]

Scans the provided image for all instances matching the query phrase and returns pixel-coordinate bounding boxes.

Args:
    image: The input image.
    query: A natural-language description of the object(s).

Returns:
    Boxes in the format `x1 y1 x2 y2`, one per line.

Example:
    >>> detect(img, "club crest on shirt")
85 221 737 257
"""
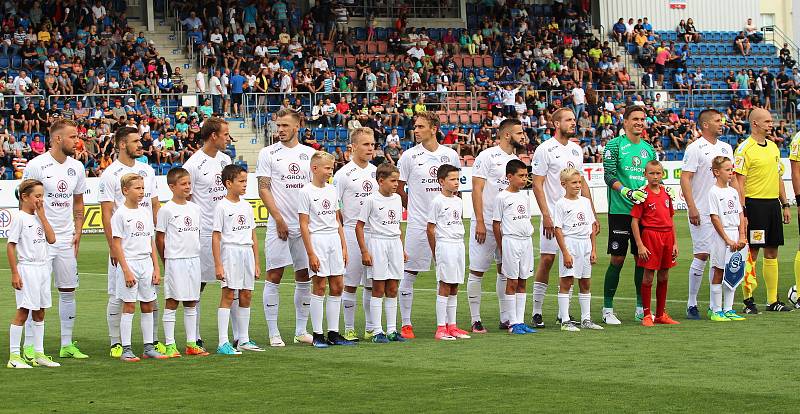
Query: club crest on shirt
36 227 43 237
640 149 649 158
138 170 147 177
572 149 579 157
136 221 144 232
388 210 396 220
237 215 246 226
517 205 526 214
184 216 192 227
728 200 734 209
440 155 449 163
288 163 301 174
429 166 438 177
215 174 223 186
567 161 575 169
664 198 670 208
322 199 331 209
220 160 227 167
362 181 373 192
67 168 76 176
577 212 585 221
299 153 309 160
452 210 459 220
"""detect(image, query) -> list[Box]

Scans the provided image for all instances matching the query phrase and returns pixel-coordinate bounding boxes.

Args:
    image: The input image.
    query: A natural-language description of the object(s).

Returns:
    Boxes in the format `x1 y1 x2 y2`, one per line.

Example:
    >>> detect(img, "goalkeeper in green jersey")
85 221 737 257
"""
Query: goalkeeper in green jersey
601 106 656 325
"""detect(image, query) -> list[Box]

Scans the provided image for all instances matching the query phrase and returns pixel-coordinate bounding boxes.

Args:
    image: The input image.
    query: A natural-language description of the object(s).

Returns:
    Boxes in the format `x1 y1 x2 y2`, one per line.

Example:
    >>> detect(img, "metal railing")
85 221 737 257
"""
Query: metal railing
761 25 797 61
343 0 461 19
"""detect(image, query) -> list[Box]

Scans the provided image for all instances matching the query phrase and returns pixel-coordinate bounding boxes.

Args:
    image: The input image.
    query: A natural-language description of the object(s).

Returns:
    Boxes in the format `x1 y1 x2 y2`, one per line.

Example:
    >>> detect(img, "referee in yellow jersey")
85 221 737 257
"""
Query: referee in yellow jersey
733 108 792 313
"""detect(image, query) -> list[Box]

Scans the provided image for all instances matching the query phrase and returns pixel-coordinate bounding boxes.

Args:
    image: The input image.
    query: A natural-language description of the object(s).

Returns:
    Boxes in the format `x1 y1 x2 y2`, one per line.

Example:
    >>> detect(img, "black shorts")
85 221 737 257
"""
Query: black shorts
607 213 639 257
655 63 665 75
745 198 784 247
232 93 243 105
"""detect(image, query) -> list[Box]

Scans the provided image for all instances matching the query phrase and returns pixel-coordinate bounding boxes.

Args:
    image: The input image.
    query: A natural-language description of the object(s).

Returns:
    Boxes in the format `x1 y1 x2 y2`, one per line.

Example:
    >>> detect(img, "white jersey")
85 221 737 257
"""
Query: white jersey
427 193 464 241
333 161 377 229
358 192 402 238
98 160 158 213
111 205 154 261
492 190 533 238
183 149 231 236
7 211 49 263
298 182 340 233
255 141 316 230
553 196 595 237
681 137 733 216
22 152 86 236
531 137 584 213
471 146 518 227
708 185 742 229
212 197 255 246
398 143 460 229
155 200 201 259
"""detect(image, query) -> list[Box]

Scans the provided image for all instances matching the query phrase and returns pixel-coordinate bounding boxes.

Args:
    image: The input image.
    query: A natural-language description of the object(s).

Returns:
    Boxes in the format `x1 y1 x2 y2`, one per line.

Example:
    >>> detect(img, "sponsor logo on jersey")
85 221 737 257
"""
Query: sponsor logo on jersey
429 166 438 177
289 163 301 175
577 212 585 221
57 180 68 193
640 149 649 158
322 199 331 209
632 156 641 167
136 221 144 232
362 181 373 192
516 205 526 215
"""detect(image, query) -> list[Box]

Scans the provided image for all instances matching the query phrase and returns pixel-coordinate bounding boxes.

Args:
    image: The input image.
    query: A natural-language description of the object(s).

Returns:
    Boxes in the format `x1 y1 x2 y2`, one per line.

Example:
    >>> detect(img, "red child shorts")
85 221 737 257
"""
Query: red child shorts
636 229 676 270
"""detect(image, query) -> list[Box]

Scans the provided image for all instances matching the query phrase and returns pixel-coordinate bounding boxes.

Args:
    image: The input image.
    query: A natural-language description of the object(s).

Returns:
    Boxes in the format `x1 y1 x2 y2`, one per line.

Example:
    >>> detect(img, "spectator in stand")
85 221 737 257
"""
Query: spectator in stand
735 31 752 56
612 18 626 45
745 18 763 43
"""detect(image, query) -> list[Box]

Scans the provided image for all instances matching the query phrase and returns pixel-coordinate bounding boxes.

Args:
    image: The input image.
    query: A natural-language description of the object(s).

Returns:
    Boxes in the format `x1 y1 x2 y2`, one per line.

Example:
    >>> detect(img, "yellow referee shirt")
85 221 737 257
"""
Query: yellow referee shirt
733 136 783 199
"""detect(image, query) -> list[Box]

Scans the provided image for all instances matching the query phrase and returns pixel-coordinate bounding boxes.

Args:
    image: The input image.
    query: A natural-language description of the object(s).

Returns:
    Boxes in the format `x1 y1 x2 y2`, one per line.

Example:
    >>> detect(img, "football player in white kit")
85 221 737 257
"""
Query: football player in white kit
257 109 317 347
332 127 377 341
20 119 88 360
396 111 460 339
467 118 523 333
530 108 597 328
182 117 232 350
679 109 734 319
99 127 161 358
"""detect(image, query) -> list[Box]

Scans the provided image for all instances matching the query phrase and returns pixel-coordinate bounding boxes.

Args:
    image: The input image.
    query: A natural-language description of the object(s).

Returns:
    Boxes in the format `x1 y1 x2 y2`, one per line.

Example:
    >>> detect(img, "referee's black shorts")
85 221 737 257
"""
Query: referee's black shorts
744 198 784 247
607 213 639 257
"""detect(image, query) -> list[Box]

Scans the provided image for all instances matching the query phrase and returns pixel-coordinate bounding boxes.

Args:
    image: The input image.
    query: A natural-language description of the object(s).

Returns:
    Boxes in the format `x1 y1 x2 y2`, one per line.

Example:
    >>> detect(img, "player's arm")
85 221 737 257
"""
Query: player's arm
150 238 160 285
589 222 597 264
400 224 408 262
337 212 347 268
252 228 260 279
492 219 502 254
680 170 700 225
101 201 115 261
779 166 790 224
604 140 646 203
7 242 21 289
471 176 487 242
258 176 288 238
112 237 135 287
72 193 85 252
554 227 572 268
355 219 369 261
155 231 166 263
426 222 436 259
212 230 224 281
580 177 601 233
709 213 735 249
735 173 746 210
299 213 319 273
631 216 648 260
531 175 552 238
35 202 56 244
396 180 408 208
150 197 160 226
791 158 800 213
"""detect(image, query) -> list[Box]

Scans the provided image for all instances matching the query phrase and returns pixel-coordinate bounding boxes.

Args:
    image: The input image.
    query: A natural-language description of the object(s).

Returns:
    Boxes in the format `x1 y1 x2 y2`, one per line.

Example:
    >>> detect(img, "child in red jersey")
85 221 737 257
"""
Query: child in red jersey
631 160 680 326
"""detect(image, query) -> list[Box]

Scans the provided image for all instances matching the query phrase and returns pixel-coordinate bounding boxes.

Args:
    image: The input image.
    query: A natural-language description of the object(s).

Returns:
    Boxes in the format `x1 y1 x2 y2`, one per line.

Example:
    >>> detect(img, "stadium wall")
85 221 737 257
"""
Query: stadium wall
0 161 795 237
597 0 760 32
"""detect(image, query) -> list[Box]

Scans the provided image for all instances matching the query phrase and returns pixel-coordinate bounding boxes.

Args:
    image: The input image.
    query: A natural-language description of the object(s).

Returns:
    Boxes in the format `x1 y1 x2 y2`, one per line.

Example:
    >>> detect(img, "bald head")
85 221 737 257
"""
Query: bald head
748 108 773 138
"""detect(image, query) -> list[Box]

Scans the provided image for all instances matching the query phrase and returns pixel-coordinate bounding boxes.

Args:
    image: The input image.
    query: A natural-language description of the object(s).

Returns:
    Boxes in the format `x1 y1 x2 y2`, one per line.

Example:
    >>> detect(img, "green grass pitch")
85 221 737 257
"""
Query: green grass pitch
0 211 799 412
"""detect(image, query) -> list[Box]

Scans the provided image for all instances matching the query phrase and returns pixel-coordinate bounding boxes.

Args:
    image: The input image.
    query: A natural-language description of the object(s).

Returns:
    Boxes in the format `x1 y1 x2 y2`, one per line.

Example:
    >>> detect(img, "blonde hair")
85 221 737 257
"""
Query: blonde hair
559 167 581 182
711 155 731 171
350 127 374 145
120 173 143 190
414 111 440 129
17 179 43 207
311 150 335 165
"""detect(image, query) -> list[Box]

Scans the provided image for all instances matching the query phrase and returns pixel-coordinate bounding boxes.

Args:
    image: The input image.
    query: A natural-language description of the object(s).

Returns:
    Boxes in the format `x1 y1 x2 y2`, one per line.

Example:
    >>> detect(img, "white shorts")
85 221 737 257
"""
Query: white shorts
435 240 465 284
502 237 534 280
164 257 202 301
711 228 740 270
116 258 158 303
15 262 52 310
200 236 217 283
221 245 256 290
404 226 432 272
107 255 121 295
539 221 559 255
366 237 404 281
688 217 714 255
344 228 370 288
49 235 78 289
558 237 592 279
310 232 345 277
468 220 500 272
264 227 309 271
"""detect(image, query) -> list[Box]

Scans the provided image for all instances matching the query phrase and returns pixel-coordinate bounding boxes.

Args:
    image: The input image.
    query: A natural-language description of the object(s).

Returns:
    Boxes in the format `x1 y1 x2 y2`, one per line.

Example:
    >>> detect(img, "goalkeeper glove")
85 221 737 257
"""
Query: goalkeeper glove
620 186 647 204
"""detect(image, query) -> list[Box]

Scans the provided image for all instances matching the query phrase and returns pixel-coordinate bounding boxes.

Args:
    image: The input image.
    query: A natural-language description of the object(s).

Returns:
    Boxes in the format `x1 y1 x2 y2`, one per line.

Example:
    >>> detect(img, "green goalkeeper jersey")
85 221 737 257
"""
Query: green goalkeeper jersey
603 134 656 214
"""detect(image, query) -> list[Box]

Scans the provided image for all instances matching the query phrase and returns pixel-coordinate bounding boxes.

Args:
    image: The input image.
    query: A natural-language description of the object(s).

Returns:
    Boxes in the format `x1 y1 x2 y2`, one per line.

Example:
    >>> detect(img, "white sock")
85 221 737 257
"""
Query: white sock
163 308 177 346
195 298 202 341
23 314 33 348
688 258 706 308
496 274 507 321
385 297 398 334
503 294 515 325
558 293 570 324
141 312 154 345
9 324 22 355
436 295 448 326
32 321 44 353
185 306 198 344
310 294 324 334
120 313 134 347
710 283 722 312
151 305 159 343
467 273 482 323
217 308 230 345
107 296 122 345
399 272 416 326
264 281 280 337
579 292 591 322
722 283 736 312
363 288 373 332
342 290 357 331
447 295 458 325
532 281 547 316
370 296 384 334
237 306 251 344
294 281 311 336
58 291 76 347
230 294 240 342
515 292 527 326
326 295 342 333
